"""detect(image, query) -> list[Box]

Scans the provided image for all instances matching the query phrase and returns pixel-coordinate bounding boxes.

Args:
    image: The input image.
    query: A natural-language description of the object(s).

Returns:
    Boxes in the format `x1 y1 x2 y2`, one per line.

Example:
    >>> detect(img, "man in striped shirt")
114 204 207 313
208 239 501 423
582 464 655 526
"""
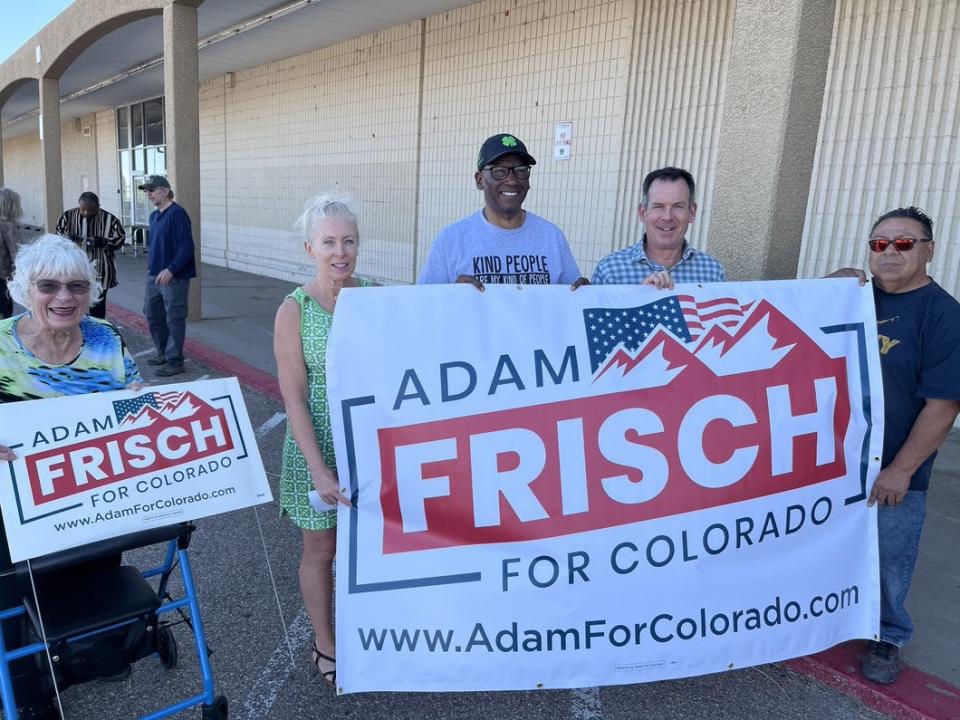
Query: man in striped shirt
56 192 125 319
592 167 724 285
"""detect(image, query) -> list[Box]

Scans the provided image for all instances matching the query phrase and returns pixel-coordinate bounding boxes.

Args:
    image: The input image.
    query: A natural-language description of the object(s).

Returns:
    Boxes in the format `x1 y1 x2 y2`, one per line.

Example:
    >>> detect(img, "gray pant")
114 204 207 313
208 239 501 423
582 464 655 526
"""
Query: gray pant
144 276 189 367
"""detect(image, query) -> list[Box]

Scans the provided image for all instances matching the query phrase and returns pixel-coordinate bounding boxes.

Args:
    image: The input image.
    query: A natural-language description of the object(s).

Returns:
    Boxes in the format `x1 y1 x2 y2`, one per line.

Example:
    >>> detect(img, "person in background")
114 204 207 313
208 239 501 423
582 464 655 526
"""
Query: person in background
828 206 960 684
0 233 142 718
138 175 196 377
273 195 368 687
0 187 24 319
55 191 125 319
418 133 587 289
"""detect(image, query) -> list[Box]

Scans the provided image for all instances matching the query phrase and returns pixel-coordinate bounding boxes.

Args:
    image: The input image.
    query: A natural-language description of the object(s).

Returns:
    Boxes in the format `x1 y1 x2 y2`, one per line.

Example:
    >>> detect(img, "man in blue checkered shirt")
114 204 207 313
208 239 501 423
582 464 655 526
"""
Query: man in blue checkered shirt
592 167 725 284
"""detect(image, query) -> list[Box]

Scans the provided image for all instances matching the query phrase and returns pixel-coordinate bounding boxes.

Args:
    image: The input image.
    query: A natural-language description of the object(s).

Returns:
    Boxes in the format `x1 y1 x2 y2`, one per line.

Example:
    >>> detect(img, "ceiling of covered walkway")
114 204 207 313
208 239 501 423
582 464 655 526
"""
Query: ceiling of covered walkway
1 0 476 137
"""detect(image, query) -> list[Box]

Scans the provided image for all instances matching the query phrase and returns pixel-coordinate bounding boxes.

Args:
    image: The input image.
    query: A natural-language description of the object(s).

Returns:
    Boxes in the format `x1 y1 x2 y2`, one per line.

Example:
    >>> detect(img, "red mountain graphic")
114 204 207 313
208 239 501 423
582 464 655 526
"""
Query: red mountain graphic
596 299 812 382
692 299 804 358
121 391 209 426
122 404 163 426
596 327 710 380
159 391 204 418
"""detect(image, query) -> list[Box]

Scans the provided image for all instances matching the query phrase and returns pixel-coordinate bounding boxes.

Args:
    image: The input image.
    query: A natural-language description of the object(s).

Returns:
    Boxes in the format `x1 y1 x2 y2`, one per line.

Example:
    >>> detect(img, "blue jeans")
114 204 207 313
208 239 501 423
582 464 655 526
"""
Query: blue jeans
878 490 926 646
144 276 189 367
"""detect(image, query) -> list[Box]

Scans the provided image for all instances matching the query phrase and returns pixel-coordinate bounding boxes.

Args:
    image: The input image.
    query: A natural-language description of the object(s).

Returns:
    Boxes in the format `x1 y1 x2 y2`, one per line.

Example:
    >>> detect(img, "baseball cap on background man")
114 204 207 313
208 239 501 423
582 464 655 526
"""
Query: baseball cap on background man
137 175 171 191
476 133 537 170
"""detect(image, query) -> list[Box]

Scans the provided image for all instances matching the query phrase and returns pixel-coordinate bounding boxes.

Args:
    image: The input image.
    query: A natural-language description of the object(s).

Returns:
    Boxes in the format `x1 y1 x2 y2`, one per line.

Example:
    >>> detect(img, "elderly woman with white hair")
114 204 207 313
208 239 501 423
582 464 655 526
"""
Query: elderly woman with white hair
0 234 141 406
0 233 142 717
273 195 370 687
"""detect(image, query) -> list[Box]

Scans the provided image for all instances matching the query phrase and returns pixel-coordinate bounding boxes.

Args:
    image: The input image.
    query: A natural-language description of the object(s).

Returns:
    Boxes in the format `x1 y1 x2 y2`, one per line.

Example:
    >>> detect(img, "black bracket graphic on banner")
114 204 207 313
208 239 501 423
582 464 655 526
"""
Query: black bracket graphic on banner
821 322 872 505
344 396 482 594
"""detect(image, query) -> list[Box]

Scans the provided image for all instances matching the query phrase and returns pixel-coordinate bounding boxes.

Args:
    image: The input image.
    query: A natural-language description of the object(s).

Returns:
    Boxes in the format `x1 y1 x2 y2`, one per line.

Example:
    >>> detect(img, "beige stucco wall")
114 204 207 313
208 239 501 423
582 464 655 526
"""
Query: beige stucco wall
2 133 44 226
3 114 103 228
95 109 121 218
60 112 99 209
798 0 960 297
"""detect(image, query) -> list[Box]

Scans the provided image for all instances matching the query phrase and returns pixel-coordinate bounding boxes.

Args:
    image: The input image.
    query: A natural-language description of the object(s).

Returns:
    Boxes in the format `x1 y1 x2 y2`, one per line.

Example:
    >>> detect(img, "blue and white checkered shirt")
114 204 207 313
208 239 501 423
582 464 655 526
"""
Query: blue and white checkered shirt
591 237 725 284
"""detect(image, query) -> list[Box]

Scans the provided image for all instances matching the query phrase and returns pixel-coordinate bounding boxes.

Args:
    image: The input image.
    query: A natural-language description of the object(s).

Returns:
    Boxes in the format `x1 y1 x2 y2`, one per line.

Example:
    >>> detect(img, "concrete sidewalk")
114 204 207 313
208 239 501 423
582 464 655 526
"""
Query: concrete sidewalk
107 250 960 718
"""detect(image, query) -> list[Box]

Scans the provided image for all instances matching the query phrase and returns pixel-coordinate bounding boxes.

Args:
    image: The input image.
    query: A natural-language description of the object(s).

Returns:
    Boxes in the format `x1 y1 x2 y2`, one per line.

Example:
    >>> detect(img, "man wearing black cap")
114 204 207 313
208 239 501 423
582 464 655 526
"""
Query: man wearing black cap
138 174 196 377
418 133 583 287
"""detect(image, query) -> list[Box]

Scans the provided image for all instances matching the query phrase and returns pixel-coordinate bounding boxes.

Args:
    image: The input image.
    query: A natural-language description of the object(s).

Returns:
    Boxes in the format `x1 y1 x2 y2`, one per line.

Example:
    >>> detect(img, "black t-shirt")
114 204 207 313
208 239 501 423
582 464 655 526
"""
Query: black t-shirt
874 280 960 491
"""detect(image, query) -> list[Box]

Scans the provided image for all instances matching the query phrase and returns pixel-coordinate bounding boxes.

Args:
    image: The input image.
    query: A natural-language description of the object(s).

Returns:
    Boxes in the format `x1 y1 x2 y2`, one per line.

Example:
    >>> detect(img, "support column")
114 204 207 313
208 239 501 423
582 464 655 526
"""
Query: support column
0 123 5 186
39 76 63 233
163 2 202 321
706 0 836 280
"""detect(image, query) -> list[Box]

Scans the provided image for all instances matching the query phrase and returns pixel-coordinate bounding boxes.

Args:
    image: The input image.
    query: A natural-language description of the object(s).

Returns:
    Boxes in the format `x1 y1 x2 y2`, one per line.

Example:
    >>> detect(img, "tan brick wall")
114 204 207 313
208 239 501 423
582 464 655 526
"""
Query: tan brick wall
199 77 227 263
199 22 423 284
29 0 741 283
612 0 735 259
798 0 960 296
417 0 635 278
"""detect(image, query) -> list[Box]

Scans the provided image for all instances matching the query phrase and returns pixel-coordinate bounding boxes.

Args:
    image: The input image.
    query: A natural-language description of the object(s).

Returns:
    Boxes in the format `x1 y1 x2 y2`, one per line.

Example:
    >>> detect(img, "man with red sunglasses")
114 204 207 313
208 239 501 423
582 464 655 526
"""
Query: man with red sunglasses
830 206 960 684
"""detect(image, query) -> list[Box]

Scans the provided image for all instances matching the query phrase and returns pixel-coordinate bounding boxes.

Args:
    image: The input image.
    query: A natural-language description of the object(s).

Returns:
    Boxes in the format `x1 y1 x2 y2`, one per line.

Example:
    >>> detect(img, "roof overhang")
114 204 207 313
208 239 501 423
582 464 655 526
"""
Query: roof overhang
1 0 478 138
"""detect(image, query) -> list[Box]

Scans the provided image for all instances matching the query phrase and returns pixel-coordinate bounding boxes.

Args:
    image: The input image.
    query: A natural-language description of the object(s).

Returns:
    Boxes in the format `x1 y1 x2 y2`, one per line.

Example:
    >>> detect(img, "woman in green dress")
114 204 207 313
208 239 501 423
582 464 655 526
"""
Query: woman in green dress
274 195 368 687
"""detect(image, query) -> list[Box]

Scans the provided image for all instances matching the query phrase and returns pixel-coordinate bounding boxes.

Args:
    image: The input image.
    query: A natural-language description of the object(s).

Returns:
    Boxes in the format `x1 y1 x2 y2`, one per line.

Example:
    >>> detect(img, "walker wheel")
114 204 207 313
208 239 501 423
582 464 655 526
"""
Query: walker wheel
201 695 228 720
157 625 179 669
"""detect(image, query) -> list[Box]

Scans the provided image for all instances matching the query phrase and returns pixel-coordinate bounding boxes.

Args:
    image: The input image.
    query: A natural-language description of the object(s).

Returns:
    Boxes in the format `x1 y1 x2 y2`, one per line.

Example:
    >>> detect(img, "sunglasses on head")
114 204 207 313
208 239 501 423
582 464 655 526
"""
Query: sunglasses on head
868 236 931 253
35 279 92 295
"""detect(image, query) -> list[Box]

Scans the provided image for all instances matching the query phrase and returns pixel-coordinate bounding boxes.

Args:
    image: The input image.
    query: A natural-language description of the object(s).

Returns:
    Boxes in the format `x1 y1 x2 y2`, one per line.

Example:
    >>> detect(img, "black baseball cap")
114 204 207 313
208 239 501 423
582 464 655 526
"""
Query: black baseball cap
137 174 171 191
476 133 537 170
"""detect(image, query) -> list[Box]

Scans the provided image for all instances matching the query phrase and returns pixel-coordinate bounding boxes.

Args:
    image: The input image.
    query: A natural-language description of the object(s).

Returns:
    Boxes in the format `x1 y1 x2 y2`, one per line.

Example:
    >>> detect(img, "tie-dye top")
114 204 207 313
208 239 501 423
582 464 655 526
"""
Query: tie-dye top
0 313 142 403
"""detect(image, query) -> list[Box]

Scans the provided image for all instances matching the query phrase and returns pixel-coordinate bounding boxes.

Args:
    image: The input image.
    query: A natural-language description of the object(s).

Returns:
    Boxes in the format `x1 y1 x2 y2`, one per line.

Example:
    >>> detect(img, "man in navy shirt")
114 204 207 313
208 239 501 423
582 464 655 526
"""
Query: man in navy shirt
138 175 196 377
831 206 960 684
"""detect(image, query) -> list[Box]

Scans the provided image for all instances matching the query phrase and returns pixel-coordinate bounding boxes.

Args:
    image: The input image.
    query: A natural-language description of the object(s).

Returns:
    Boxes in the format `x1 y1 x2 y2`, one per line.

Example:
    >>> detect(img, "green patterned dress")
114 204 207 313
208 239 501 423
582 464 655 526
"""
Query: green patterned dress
279 282 369 530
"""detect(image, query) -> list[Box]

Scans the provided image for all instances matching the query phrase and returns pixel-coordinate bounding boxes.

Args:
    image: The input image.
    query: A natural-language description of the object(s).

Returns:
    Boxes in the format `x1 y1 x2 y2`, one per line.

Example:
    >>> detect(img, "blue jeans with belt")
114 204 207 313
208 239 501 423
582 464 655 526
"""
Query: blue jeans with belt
143 276 190 367
878 490 926 646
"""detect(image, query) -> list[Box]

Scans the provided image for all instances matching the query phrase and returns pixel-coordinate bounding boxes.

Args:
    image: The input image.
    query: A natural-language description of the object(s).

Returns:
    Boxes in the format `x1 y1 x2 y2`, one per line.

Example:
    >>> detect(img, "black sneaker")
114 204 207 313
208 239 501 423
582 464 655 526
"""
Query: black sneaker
860 640 901 684
155 364 185 377
147 355 167 366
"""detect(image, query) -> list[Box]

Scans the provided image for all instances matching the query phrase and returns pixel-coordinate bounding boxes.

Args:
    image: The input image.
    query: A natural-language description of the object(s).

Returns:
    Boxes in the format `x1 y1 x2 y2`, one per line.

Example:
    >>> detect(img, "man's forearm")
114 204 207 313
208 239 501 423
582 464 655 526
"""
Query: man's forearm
888 398 960 475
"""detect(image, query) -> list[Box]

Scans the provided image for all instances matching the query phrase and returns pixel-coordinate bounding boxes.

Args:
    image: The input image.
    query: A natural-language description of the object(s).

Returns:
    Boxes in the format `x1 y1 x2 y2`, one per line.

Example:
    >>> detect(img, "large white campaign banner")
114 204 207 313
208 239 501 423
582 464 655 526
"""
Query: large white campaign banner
0 377 272 561
328 280 883 693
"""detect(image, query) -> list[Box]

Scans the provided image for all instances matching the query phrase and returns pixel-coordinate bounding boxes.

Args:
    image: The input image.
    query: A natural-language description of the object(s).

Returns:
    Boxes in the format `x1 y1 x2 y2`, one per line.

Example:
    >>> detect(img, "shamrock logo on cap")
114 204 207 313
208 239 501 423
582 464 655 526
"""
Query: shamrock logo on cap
501 135 518 147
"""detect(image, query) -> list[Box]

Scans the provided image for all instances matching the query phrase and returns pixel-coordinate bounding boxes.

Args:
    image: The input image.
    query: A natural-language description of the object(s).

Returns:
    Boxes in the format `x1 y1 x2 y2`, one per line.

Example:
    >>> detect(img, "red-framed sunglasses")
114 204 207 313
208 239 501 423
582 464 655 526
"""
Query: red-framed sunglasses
867 236 931 253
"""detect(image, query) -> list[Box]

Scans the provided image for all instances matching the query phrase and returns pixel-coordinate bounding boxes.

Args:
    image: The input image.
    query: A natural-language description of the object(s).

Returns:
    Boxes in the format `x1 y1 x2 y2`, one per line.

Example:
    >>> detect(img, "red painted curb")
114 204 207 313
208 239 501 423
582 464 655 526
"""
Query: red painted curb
107 304 282 403
108 306 960 719
784 642 960 719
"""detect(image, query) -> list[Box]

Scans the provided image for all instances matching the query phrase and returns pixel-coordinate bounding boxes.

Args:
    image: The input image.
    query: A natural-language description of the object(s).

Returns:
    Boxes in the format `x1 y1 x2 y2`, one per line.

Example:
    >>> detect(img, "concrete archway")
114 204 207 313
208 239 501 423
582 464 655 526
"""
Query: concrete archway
0 0 205 316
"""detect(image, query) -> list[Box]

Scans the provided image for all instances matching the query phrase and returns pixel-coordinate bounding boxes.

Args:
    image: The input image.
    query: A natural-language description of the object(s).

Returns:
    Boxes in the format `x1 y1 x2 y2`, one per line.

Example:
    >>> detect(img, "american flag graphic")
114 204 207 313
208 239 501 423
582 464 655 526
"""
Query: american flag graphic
677 295 753 338
113 391 183 423
584 295 752 373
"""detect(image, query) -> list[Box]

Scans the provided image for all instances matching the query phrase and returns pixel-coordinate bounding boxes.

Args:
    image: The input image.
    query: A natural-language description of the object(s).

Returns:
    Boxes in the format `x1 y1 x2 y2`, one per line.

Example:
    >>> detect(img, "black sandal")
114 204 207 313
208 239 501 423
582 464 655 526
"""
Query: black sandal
312 643 336 686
